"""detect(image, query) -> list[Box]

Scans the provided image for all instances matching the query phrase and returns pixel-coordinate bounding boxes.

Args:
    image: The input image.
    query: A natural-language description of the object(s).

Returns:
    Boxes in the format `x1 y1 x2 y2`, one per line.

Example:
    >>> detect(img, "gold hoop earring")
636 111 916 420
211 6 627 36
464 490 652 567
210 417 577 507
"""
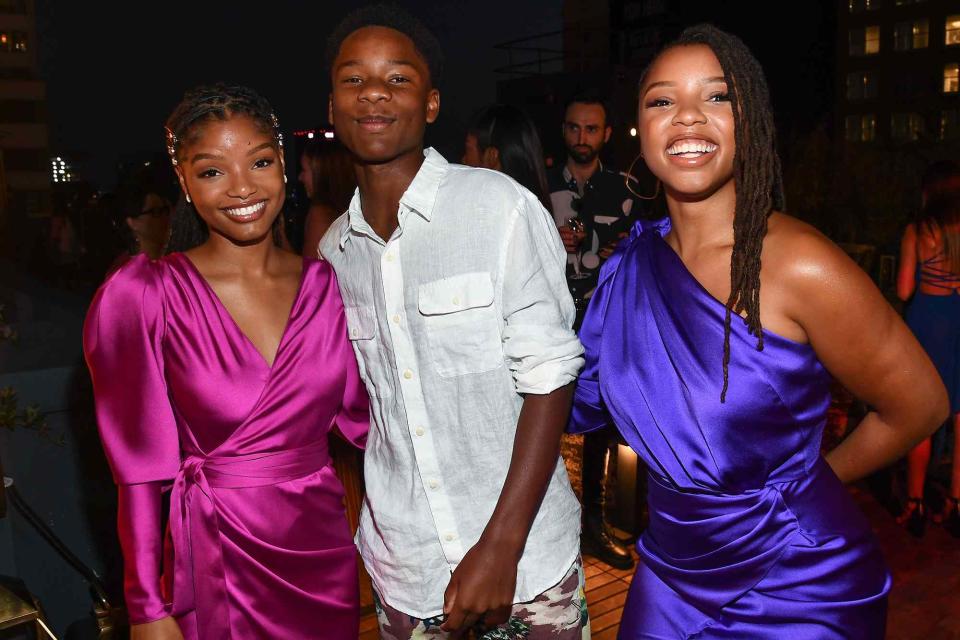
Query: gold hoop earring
623 152 661 200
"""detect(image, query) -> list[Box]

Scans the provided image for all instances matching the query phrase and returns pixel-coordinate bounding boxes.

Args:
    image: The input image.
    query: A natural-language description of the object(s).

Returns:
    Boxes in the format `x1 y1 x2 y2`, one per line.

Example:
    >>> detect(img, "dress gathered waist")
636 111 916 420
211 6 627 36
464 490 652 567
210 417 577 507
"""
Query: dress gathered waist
639 457 868 619
167 440 332 639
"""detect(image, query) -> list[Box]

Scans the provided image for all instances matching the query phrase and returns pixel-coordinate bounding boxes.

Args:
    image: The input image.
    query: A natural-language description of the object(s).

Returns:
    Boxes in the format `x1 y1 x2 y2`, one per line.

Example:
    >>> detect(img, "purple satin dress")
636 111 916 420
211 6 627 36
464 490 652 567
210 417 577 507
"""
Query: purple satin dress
571 219 891 639
83 254 369 639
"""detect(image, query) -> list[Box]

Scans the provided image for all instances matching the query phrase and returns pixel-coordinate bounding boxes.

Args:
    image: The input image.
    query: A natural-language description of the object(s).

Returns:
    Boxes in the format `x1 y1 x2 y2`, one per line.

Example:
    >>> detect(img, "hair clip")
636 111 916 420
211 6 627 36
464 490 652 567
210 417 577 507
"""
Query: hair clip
270 113 283 148
165 127 179 166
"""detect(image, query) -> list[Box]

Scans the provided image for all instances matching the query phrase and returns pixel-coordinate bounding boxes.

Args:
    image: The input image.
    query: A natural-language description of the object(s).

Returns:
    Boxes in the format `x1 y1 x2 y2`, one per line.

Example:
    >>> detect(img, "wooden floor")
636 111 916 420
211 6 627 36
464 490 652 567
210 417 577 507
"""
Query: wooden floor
358 546 637 639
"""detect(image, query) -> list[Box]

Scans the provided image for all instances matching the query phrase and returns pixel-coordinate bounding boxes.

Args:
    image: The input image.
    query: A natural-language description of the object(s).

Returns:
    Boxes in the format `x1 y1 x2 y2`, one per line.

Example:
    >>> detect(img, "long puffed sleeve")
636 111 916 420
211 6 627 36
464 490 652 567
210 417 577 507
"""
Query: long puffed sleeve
83 255 180 622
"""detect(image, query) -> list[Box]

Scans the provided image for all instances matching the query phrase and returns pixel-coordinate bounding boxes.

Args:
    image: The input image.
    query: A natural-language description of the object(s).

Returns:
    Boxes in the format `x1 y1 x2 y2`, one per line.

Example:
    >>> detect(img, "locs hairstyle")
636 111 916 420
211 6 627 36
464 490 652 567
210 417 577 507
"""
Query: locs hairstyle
162 83 283 253
643 24 785 402
324 3 444 86
468 104 552 213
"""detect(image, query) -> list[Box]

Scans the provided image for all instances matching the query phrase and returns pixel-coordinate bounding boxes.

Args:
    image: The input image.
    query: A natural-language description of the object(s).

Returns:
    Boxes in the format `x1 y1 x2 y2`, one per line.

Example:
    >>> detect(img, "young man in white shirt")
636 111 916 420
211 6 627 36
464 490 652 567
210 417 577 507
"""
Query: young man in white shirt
320 5 588 639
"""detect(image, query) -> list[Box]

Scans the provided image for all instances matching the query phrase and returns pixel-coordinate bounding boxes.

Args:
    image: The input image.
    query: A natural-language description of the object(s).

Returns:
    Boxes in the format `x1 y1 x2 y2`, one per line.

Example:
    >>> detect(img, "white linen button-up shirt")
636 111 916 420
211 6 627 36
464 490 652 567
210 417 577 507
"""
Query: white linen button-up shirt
319 148 585 618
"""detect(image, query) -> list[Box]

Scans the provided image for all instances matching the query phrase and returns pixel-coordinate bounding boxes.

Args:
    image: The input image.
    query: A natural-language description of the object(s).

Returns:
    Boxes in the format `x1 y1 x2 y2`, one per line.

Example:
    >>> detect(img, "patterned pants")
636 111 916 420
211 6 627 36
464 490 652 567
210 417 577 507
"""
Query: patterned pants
375 558 591 639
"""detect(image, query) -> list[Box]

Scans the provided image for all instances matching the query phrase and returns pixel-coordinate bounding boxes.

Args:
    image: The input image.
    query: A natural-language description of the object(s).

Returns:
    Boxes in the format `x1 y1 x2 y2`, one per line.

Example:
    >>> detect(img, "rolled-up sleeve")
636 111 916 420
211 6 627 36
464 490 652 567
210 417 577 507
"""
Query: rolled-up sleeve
499 190 584 394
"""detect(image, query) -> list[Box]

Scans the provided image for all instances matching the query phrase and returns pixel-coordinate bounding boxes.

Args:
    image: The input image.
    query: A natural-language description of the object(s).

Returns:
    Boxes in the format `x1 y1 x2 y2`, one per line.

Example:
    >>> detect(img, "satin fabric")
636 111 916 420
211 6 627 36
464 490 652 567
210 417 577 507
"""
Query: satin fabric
84 254 369 639
570 219 890 639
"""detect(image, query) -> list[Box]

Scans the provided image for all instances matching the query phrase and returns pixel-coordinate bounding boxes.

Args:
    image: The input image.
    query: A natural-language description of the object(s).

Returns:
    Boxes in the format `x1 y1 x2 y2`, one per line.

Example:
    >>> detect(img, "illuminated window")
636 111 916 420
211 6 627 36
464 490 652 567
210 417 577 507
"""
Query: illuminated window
845 114 877 142
850 26 881 55
0 32 9 52
866 25 880 53
941 110 960 140
947 16 960 46
891 113 925 141
846 71 879 99
945 63 959 93
895 19 929 50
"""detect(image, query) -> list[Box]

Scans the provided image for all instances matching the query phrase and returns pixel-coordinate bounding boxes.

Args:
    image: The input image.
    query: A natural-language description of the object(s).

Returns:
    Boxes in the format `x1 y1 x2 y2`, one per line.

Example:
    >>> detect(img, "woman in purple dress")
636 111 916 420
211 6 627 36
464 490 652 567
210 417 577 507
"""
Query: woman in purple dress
83 84 368 640
570 25 947 638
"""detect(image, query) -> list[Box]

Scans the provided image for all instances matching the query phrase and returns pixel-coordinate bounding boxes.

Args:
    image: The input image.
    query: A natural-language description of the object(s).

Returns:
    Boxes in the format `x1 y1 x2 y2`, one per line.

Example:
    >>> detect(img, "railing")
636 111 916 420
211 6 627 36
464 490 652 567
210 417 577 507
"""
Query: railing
494 27 615 77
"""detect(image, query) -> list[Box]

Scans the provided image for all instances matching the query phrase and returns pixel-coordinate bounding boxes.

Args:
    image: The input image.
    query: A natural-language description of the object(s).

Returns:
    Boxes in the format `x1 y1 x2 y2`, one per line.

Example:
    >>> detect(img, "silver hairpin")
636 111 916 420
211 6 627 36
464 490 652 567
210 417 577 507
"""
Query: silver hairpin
270 113 283 148
165 127 179 166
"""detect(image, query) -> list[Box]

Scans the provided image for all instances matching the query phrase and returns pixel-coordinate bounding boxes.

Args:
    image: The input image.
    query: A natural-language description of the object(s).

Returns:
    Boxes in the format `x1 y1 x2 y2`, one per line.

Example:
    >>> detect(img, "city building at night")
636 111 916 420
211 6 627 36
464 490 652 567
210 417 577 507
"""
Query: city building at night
0 0 50 230
839 0 960 146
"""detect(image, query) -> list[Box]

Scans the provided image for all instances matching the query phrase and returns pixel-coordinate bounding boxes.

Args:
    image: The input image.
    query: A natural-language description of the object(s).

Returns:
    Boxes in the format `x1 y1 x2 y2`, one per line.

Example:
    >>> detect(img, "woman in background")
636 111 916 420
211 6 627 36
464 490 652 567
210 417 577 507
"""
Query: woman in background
897 160 960 537
107 178 172 274
462 103 553 213
298 139 355 256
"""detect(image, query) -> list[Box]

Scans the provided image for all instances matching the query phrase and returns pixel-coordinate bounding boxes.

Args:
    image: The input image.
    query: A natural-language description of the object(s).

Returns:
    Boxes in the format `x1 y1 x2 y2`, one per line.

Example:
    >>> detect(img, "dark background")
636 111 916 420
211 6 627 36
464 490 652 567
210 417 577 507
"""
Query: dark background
34 1 836 188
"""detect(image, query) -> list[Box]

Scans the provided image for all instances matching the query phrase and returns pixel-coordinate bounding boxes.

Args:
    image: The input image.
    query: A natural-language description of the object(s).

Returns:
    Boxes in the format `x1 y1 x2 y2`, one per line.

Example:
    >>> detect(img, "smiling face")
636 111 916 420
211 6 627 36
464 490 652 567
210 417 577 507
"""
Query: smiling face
329 25 440 165
638 44 735 201
175 114 286 245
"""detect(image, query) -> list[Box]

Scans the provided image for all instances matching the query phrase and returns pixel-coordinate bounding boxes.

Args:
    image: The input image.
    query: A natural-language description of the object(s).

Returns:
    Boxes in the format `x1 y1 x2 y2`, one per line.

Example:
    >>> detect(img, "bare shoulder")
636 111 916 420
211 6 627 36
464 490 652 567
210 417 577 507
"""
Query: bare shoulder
763 212 865 293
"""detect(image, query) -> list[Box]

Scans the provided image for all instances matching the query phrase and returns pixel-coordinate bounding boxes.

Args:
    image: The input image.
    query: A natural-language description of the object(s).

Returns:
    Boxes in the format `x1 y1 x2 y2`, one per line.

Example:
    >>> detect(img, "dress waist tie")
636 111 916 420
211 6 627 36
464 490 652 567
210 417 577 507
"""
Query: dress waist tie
167 440 331 639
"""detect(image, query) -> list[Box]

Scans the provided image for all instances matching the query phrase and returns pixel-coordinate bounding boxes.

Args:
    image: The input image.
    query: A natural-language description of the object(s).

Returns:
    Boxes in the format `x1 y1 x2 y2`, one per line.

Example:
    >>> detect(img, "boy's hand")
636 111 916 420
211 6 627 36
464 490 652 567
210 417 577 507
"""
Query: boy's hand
441 538 518 636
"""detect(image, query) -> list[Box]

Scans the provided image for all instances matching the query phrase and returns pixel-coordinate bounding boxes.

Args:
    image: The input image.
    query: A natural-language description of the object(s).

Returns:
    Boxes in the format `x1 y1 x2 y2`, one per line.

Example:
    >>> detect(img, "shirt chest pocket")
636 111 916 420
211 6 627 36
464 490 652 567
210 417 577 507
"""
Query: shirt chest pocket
418 272 503 378
344 305 391 398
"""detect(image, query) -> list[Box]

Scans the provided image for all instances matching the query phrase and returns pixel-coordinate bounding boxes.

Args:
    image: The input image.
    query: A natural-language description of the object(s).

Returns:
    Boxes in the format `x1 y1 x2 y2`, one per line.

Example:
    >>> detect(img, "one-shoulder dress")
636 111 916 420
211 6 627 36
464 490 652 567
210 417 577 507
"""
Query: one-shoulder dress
570 219 890 639
83 254 369 639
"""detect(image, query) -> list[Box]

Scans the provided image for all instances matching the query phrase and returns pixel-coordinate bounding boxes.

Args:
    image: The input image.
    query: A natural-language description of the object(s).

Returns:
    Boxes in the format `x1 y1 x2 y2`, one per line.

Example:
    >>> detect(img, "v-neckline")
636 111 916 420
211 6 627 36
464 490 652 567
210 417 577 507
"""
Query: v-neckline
175 253 309 369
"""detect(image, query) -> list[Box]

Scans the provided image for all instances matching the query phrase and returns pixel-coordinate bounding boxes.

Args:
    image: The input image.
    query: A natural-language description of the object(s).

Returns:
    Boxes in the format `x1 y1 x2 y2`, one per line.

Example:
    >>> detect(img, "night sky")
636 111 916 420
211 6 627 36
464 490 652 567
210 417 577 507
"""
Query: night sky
34 1 835 188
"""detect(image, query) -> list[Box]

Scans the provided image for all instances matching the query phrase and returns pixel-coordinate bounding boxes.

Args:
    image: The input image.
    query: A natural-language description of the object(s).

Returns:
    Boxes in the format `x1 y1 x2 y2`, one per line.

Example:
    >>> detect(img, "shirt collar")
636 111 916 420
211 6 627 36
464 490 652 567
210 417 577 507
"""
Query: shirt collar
562 160 604 190
339 148 449 248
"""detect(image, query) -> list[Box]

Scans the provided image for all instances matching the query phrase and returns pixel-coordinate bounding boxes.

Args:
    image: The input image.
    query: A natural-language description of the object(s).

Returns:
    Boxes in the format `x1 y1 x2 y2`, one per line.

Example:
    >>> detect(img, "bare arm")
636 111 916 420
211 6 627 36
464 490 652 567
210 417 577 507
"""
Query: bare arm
896 223 917 301
441 384 574 634
786 229 947 483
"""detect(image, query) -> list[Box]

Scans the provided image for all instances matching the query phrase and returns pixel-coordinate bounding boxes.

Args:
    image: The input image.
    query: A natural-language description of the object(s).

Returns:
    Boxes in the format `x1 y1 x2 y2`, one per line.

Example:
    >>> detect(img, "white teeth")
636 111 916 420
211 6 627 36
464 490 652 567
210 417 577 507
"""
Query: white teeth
667 141 718 156
224 201 265 219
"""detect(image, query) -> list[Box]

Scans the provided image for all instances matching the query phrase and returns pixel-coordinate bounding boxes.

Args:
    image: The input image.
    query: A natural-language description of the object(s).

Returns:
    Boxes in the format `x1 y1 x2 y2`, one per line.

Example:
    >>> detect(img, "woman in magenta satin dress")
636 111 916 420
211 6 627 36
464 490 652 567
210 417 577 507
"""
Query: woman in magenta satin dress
83 84 368 640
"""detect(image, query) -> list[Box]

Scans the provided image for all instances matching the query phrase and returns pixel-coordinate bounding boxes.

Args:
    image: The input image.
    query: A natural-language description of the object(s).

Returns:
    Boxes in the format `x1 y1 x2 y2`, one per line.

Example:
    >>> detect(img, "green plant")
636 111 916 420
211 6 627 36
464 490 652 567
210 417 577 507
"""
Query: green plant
0 305 58 445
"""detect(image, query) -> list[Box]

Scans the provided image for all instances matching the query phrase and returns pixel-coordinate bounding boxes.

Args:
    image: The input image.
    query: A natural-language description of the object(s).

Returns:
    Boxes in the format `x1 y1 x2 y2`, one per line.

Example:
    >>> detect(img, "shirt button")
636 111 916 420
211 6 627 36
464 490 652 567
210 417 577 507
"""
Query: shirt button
428 479 440 490
403 369 413 380
451 296 461 306
415 426 425 436
385 253 395 262
444 532 456 542
350 328 359 338
392 314 401 324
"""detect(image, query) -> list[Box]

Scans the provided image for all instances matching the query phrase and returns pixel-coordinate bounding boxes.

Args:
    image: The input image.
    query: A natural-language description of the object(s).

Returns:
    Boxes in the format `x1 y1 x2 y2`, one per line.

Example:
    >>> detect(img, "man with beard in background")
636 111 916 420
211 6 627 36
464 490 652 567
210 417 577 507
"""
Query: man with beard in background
550 89 641 572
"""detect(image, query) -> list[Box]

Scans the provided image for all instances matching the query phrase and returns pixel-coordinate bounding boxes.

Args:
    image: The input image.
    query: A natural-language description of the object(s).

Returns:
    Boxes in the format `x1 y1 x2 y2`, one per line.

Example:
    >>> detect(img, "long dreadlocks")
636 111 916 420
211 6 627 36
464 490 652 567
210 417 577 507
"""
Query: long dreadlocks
644 24 785 402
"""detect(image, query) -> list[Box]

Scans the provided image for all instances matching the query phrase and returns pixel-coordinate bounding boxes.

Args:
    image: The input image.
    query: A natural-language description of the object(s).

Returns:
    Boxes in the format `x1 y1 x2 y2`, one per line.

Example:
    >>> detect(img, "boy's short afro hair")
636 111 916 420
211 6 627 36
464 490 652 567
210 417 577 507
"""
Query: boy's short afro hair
325 3 444 86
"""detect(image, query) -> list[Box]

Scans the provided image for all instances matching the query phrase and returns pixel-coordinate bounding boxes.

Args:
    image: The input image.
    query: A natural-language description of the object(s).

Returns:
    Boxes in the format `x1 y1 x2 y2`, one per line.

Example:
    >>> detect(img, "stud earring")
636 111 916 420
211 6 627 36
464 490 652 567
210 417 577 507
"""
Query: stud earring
283 174 288 184
186 193 191 204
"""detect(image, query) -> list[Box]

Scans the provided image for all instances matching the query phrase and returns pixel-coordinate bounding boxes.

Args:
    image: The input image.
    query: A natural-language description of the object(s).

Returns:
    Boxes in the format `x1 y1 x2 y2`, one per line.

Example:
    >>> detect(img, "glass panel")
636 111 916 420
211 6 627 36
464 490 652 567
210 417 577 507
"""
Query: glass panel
946 15 960 46
864 72 879 98
850 28 865 56
945 63 959 93
941 110 960 139
865 25 881 54
914 19 929 48
862 114 876 141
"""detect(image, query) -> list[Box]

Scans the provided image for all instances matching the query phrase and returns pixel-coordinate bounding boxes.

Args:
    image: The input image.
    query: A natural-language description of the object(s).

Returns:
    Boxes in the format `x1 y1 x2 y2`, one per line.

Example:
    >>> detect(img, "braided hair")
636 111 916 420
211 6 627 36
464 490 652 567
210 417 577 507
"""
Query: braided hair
163 83 283 252
644 25 785 402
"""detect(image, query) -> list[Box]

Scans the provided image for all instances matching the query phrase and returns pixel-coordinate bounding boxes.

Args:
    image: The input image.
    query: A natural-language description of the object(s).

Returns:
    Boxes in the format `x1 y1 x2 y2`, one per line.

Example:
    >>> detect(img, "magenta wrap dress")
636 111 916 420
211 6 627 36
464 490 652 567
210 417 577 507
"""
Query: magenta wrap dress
570 219 890 639
83 253 369 639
